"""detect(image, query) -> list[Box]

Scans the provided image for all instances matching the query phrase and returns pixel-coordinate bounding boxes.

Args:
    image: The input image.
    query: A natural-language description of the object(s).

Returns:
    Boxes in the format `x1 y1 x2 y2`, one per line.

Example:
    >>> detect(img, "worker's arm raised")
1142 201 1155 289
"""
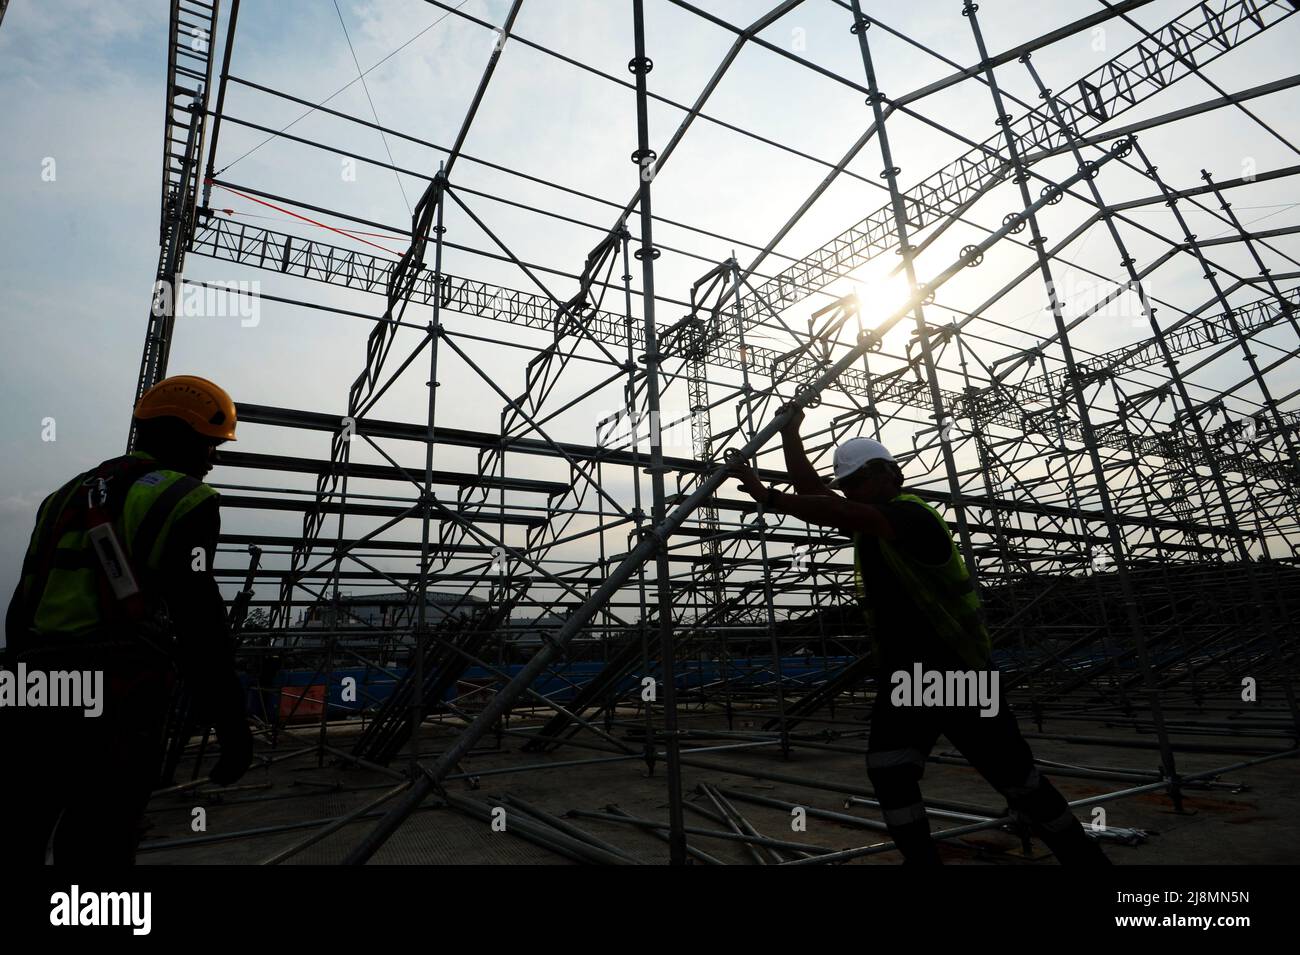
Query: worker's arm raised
730 460 895 539
766 490 896 539
779 406 835 497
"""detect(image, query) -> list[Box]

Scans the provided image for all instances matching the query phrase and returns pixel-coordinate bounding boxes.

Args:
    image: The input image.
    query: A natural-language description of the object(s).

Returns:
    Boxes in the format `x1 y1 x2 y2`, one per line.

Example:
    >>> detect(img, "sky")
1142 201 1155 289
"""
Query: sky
2 0 1298 625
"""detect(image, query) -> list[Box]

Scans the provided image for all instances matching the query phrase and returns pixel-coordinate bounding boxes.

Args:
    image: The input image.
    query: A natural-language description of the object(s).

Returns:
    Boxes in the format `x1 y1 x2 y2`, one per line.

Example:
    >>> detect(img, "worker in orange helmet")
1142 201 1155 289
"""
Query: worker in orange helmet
2 375 253 863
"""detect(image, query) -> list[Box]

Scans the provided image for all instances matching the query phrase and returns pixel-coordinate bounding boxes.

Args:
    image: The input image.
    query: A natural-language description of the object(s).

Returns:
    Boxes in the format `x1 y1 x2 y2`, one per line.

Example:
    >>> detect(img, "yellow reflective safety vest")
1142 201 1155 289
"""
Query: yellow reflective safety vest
16 451 219 640
852 492 991 669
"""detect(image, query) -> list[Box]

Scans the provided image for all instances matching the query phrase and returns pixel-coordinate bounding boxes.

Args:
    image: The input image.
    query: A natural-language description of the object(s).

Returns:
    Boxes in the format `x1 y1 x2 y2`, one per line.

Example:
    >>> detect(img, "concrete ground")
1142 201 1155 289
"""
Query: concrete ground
138 700 1300 865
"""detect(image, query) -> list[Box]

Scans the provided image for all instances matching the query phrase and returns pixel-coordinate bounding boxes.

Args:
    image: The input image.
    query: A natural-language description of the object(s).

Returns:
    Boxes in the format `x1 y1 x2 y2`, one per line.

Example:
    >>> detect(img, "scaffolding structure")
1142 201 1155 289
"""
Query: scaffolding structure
138 0 1300 864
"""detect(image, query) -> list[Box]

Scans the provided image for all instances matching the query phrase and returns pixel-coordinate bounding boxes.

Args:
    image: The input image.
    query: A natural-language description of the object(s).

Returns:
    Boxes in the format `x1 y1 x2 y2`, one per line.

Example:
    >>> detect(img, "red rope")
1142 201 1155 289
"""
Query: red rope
206 179 405 257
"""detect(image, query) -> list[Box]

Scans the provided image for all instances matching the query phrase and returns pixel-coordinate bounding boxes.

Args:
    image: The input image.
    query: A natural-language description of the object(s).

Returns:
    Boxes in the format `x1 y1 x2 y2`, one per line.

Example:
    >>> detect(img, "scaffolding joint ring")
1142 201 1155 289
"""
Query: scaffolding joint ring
791 389 822 410
638 525 668 549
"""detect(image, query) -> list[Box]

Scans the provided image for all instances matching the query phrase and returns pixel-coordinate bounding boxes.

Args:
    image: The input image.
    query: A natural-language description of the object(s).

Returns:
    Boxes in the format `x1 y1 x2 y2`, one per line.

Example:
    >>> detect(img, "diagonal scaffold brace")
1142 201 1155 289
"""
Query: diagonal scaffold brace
338 130 1139 866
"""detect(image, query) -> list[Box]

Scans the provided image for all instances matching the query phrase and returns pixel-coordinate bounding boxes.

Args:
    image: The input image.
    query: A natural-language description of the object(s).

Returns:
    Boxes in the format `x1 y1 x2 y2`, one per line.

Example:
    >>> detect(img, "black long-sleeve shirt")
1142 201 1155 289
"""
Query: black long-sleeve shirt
152 496 245 726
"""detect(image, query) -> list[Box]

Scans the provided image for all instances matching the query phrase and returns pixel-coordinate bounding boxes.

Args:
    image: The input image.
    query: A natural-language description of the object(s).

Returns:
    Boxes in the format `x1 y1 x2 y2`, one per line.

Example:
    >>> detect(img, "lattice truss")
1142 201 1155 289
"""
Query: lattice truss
141 0 1300 861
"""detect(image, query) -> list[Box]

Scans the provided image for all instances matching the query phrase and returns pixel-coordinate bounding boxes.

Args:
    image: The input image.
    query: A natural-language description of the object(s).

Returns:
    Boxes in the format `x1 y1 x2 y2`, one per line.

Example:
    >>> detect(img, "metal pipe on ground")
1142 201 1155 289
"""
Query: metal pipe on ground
439 789 635 866
686 794 764 864
568 808 833 856
601 804 725 865
262 782 412 865
700 783 793 863
715 786 889 832
500 794 644 864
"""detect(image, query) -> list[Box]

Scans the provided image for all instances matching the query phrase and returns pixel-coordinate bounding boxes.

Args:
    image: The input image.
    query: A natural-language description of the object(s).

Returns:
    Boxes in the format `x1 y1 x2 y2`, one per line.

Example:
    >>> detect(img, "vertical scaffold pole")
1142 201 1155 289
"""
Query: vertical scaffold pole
846 2 988 604
630 0 688 865
412 169 447 773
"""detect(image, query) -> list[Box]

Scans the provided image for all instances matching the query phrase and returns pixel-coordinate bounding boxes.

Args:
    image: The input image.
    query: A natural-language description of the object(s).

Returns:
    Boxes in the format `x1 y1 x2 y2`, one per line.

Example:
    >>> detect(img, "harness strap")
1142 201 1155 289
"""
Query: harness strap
25 456 160 632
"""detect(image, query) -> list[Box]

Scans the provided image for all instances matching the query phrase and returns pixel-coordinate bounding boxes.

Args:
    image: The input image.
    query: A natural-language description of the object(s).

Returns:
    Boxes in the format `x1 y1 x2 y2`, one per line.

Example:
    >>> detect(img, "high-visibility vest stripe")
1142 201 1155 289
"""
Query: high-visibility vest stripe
853 492 991 669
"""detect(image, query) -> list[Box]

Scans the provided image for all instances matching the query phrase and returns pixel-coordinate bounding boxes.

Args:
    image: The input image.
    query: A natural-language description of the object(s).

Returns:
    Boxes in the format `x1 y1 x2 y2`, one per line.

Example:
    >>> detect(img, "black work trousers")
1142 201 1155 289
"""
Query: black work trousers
866 680 1110 865
0 653 171 865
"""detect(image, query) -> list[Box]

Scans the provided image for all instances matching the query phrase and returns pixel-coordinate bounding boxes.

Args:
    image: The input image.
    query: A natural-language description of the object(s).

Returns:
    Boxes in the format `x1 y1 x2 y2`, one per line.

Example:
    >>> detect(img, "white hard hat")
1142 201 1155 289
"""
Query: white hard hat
829 437 895 487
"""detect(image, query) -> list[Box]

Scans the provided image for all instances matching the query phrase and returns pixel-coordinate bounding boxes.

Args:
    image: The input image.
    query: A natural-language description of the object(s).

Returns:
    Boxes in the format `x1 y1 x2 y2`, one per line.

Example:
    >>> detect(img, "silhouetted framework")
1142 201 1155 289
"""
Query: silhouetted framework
135 0 1300 864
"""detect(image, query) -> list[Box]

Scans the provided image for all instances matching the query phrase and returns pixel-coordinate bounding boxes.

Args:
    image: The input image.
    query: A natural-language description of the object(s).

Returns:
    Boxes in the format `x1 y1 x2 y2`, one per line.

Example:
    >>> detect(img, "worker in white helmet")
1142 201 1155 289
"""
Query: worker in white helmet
730 404 1108 865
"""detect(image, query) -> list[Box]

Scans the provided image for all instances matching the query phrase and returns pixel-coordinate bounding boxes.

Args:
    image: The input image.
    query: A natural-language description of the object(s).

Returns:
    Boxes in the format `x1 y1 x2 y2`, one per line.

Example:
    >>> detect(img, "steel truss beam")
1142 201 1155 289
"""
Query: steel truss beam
190 214 1300 489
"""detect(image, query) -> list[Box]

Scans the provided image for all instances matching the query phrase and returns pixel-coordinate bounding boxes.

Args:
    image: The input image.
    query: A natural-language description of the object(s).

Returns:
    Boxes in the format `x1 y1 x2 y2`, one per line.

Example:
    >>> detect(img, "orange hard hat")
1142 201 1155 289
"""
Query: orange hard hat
134 375 238 441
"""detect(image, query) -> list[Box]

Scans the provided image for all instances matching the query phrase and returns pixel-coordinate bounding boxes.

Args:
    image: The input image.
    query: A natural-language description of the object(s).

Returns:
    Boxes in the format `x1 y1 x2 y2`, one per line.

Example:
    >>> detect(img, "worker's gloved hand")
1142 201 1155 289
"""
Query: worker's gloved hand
779 403 805 435
209 716 254 786
727 460 766 504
